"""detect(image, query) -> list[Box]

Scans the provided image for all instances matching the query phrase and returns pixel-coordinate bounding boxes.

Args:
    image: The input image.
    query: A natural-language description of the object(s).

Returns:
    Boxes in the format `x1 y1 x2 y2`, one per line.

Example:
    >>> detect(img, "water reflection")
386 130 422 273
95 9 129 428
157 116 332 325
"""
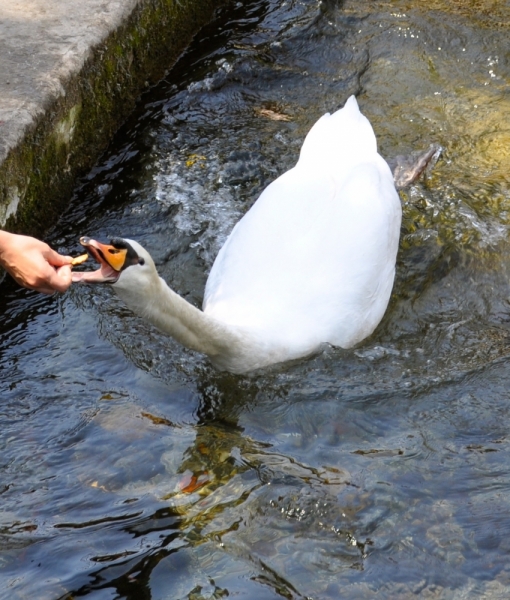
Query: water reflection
1 0 510 597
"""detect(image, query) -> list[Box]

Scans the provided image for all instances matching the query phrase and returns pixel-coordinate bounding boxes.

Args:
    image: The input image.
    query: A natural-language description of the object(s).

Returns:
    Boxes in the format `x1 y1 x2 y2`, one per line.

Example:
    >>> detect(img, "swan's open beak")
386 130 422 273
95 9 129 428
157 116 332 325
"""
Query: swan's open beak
71 237 126 284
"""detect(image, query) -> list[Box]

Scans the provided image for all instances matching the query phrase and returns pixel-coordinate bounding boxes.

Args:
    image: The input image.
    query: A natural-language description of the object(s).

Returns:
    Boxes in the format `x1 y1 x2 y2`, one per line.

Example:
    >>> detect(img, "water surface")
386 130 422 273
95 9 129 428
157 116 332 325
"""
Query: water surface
1 0 510 598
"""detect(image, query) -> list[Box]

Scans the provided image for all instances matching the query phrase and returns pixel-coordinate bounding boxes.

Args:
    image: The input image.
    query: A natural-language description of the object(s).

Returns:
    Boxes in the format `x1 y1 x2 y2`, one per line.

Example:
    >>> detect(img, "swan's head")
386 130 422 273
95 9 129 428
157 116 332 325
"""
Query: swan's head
71 237 157 291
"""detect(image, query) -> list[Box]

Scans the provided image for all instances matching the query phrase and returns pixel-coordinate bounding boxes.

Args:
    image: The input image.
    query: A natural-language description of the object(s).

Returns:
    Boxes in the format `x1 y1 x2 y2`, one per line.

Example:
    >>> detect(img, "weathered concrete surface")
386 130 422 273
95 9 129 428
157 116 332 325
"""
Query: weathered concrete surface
0 0 226 234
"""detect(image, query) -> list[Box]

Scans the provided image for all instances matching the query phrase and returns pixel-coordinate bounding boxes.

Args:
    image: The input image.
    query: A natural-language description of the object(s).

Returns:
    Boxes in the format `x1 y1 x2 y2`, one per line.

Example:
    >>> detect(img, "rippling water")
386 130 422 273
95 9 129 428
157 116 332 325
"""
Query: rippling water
1 0 510 598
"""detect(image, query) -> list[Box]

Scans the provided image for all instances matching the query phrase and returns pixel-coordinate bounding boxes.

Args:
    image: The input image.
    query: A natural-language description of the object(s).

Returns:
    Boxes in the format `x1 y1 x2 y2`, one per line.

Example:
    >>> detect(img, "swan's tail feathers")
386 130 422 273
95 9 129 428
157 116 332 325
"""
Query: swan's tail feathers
298 95 378 169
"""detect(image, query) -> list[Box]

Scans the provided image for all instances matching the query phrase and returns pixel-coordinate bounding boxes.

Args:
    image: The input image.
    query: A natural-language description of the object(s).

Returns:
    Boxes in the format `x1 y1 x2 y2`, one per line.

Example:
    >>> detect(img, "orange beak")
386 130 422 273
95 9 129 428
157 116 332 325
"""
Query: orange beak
79 237 127 272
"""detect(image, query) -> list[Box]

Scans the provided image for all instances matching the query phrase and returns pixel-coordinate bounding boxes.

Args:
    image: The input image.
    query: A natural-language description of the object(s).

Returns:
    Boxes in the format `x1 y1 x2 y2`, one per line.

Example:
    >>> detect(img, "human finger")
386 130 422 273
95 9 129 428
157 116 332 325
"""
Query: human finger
43 246 73 267
48 264 73 293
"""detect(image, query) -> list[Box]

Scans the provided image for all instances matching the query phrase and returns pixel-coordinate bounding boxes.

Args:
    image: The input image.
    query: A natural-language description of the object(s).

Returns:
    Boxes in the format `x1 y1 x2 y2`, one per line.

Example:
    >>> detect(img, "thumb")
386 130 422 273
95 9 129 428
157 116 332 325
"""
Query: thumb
43 247 73 267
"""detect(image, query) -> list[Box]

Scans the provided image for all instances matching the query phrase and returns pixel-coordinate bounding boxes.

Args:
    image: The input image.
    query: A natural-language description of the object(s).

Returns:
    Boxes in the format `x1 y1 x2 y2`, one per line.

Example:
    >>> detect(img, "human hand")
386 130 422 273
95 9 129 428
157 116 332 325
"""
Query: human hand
0 231 73 294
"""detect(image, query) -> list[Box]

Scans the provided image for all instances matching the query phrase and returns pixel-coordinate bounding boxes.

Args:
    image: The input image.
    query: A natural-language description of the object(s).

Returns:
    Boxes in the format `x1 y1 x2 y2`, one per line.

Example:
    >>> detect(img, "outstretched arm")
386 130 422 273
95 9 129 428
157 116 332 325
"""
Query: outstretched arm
0 231 73 294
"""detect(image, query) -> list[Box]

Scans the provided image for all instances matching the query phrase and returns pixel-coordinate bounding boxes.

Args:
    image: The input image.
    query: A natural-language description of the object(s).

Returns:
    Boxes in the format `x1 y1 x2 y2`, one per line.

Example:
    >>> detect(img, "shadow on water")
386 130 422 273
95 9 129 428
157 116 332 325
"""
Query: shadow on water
1 0 510 598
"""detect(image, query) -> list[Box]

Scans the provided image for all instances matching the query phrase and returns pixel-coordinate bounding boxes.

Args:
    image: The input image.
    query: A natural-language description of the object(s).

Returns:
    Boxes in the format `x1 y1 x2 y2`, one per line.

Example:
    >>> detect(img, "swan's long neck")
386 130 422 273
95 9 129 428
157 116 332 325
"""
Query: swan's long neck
115 276 257 372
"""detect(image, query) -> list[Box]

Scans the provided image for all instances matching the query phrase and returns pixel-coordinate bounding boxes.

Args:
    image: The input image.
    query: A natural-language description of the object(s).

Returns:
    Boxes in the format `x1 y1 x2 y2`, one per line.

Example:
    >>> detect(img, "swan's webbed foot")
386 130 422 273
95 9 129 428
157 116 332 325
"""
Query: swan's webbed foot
388 143 442 190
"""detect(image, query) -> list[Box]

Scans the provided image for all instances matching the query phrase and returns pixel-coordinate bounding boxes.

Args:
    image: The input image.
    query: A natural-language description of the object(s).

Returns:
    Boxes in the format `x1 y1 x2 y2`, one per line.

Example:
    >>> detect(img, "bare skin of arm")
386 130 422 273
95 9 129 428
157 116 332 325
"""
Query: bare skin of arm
0 231 73 294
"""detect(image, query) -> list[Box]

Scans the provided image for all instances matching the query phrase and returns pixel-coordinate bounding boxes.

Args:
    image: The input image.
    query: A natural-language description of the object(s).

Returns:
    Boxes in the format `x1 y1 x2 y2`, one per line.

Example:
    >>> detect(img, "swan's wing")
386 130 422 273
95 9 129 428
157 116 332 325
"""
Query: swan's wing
204 166 335 331
204 153 401 352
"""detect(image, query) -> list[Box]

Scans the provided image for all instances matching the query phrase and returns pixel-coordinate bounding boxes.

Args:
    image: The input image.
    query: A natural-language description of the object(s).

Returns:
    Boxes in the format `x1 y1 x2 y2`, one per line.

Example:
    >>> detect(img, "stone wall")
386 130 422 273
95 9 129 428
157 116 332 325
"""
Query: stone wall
0 0 227 234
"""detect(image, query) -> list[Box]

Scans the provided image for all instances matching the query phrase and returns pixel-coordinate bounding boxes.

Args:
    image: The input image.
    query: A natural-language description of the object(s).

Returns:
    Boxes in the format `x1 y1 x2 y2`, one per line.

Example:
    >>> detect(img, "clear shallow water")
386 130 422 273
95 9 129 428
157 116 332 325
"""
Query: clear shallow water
1 0 510 597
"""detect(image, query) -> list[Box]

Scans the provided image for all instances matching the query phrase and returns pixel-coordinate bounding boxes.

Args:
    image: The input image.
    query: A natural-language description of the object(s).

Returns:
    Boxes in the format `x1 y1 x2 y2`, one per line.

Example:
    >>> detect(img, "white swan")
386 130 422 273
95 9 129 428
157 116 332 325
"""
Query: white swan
72 95 402 373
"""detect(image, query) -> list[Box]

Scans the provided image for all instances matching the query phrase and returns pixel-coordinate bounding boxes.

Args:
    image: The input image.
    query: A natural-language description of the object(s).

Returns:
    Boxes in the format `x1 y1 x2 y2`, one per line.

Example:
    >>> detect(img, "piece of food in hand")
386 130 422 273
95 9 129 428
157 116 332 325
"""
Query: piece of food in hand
71 253 89 266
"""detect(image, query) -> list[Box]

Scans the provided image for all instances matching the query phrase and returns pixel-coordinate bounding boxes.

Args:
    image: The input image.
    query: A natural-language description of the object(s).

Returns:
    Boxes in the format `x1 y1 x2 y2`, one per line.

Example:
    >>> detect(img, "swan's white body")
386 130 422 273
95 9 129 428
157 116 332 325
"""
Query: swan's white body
79 96 401 373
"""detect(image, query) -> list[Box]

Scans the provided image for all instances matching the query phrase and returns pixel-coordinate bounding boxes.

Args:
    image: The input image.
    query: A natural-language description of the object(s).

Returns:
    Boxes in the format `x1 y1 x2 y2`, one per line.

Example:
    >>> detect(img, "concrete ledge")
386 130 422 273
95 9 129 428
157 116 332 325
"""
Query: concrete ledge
0 0 226 234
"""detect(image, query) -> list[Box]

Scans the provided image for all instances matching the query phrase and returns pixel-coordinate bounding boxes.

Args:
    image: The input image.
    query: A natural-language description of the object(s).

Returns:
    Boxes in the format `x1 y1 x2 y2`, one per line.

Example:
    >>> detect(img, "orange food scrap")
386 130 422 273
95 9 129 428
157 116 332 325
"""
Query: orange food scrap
179 471 209 493
141 411 174 427
256 108 291 122
71 253 89 266
197 443 210 455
